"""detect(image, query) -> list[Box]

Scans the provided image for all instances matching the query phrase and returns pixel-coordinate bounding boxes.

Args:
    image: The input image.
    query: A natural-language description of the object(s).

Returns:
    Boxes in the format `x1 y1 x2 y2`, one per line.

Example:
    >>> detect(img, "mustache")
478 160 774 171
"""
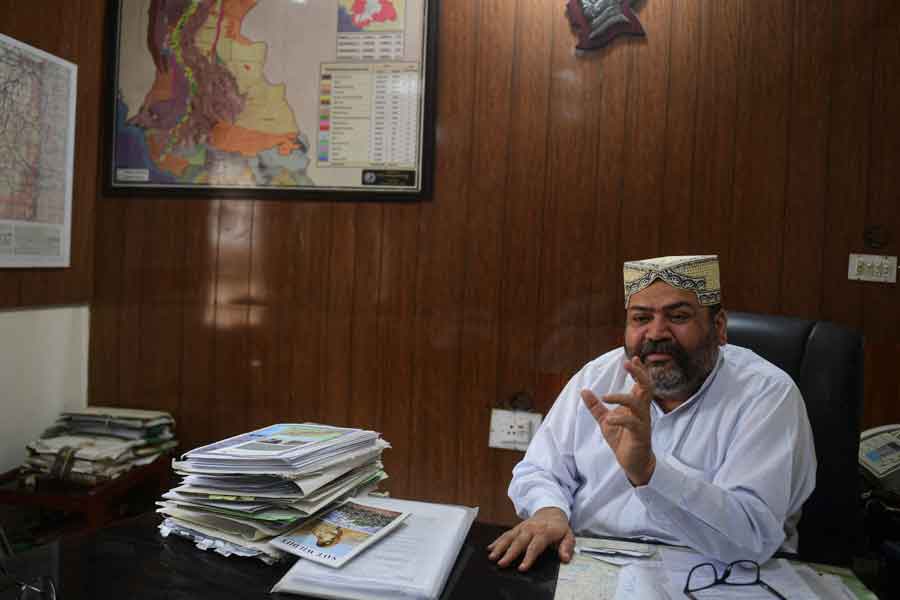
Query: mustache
638 339 686 362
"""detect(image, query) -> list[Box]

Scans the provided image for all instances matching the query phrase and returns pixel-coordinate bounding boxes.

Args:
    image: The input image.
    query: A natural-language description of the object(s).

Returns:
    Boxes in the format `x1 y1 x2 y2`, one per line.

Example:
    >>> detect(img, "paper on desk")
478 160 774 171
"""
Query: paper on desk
271 496 476 600
793 564 858 600
577 537 655 557
555 552 620 600
658 547 819 599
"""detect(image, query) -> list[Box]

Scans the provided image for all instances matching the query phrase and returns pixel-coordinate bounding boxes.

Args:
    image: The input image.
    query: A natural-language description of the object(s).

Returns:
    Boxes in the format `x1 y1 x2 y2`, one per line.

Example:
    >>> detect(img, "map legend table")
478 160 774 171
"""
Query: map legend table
317 62 421 169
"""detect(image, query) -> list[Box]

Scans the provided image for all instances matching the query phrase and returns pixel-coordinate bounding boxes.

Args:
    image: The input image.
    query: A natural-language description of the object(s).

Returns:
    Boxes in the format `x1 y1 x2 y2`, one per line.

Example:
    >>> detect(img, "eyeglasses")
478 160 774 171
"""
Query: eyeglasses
684 559 785 599
0 562 57 600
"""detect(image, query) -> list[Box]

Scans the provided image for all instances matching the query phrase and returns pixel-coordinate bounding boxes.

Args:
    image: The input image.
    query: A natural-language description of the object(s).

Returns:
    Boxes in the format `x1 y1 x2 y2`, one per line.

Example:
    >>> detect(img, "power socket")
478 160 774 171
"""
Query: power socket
489 409 542 451
848 253 897 283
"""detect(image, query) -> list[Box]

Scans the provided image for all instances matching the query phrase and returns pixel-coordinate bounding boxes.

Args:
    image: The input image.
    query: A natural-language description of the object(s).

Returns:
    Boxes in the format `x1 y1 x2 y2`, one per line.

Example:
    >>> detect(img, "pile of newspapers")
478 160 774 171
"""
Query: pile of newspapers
24 407 177 486
157 423 388 564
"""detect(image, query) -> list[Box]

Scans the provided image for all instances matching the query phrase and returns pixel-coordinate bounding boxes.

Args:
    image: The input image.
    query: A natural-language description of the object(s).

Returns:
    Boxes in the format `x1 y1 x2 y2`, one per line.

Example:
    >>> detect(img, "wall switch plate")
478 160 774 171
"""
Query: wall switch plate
489 409 542 451
848 253 897 283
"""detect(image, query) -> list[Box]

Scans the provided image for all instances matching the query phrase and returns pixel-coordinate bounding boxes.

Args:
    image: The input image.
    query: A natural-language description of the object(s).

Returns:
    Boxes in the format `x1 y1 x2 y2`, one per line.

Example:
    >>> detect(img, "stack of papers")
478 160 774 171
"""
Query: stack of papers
271 496 477 600
23 407 178 486
158 423 389 564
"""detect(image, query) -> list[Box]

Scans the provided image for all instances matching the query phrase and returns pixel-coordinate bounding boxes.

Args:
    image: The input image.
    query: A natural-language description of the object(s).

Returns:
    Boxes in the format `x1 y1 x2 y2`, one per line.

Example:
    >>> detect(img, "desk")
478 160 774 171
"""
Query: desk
0 458 171 534
0 512 557 600
2 512 885 600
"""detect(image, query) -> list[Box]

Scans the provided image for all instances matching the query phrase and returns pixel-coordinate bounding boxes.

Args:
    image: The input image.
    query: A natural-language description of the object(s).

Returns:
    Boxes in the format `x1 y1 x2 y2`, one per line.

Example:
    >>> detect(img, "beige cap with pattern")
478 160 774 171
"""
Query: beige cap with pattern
623 255 721 308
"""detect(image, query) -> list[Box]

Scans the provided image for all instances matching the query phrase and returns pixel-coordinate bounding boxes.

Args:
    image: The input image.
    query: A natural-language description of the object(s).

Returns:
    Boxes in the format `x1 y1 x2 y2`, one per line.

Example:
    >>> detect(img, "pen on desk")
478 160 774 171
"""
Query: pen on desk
577 547 655 558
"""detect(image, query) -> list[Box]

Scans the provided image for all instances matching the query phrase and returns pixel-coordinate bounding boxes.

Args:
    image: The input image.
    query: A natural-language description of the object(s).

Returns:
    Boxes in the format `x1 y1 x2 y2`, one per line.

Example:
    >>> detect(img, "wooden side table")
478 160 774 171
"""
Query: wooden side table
0 455 171 532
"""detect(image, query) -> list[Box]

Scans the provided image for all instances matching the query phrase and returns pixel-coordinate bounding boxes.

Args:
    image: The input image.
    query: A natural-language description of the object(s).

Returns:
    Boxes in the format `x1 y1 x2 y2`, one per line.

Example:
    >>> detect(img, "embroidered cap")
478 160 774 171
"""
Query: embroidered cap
623 255 721 308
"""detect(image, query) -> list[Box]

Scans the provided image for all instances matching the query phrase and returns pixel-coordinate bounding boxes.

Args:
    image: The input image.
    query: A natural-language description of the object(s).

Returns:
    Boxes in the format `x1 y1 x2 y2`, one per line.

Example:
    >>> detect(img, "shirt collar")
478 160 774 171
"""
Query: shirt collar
648 346 726 418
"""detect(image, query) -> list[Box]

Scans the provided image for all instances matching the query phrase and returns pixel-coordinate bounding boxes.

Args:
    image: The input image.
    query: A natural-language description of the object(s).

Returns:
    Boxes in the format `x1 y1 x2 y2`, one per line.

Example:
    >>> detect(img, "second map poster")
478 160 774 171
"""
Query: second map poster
108 0 435 199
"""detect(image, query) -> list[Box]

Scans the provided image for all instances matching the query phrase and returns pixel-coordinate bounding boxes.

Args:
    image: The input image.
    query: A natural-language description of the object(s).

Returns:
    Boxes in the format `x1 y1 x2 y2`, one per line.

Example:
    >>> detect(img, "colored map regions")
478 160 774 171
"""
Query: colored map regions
0 37 71 224
116 0 312 187
338 0 405 33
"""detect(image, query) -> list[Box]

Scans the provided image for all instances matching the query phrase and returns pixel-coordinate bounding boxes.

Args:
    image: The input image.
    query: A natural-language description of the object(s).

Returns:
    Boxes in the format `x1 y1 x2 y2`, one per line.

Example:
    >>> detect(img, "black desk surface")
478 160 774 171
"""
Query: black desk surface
1 512 558 599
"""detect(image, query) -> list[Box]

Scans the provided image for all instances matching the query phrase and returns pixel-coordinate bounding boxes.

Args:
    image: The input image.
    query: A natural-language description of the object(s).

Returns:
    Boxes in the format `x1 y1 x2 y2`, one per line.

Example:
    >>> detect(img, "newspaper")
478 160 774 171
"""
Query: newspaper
270 499 409 567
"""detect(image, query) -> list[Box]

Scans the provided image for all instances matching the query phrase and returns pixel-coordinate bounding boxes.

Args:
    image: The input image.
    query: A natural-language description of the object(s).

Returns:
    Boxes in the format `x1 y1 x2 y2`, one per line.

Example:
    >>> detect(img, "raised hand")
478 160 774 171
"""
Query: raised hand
487 507 575 571
580 356 656 486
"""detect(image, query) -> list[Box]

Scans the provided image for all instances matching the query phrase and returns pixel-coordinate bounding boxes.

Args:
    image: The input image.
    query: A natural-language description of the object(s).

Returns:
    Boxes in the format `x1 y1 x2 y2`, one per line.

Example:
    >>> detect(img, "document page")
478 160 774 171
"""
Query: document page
271 496 476 600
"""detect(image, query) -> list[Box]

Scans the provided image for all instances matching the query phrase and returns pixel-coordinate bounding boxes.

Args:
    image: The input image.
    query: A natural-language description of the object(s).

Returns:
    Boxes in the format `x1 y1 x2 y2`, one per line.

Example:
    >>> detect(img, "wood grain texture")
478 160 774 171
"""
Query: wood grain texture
320 204 356 428
406 0 478 505
0 0 887 526
820 0 875 330
455 0 517 520
779 0 832 318
658 0 701 258
373 203 419 498
862 3 900 339
728 0 793 314
491 0 555 525
619 0 672 265
689 0 740 268
536 4 605 380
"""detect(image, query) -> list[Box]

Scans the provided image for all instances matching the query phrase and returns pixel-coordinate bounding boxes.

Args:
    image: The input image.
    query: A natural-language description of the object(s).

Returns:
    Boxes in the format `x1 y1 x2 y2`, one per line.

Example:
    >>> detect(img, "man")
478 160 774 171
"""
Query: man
488 255 816 572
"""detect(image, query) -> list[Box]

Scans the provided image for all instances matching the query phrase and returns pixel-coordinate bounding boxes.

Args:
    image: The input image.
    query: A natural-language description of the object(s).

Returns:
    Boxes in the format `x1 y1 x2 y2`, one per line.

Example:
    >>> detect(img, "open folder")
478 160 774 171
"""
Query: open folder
271 496 477 600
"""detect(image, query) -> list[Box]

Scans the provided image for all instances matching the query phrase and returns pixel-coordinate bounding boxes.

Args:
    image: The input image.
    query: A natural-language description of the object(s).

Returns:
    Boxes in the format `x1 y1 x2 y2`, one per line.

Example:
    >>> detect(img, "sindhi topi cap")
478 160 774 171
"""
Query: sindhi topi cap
623 255 721 308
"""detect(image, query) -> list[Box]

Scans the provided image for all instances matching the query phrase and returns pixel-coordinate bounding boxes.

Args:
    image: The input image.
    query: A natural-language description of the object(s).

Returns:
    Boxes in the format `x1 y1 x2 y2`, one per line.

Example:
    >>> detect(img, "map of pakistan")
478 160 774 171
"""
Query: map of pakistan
111 0 429 196
0 33 75 267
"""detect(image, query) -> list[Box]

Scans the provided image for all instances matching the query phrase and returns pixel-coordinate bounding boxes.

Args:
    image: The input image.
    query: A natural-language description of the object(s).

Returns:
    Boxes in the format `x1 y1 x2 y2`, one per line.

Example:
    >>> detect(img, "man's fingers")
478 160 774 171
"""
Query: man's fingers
558 528 576 562
496 532 531 568
624 356 654 390
487 529 515 559
581 389 609 422
601 392 642 411
604 413 643 430
518 535 551 572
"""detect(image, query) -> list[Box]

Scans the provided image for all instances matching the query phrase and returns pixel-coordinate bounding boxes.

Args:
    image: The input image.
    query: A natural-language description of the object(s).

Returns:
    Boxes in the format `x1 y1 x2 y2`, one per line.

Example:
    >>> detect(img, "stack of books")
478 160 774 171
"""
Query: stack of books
23 407 177 486
157 423 388 564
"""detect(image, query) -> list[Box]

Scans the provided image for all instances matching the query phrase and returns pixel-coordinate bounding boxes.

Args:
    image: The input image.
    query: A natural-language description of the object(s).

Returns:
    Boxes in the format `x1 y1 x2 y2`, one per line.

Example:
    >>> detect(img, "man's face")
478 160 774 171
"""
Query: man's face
624 281 726 400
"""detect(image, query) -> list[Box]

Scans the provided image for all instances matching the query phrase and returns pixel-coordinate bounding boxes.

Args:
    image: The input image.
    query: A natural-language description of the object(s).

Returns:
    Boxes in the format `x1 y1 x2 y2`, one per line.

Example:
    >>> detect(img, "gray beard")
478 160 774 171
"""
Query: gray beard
627 328 720 399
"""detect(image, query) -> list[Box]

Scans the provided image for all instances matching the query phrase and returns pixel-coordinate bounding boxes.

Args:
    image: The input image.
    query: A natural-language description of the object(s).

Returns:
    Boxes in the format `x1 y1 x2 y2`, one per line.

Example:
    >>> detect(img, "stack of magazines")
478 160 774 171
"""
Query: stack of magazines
157 423 389 564
23 407 178 486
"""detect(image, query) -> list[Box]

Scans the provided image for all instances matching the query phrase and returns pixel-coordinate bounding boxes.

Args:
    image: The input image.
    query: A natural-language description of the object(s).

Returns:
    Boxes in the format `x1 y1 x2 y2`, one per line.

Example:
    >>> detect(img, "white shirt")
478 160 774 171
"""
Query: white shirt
508 344 817 563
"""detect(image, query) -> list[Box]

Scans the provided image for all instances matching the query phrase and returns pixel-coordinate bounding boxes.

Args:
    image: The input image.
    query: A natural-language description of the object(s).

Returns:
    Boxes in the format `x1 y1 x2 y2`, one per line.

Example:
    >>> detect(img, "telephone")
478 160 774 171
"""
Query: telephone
860 424 900 501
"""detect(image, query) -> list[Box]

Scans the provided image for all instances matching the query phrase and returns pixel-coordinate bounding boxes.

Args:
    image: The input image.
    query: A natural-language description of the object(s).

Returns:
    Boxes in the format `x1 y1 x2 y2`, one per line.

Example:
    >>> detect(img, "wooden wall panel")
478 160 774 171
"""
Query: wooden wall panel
779 0 832 317
862 2 900 428
821 0 874 330
407 0 477 505
455 0 517 521
11 0 884 528
658 0 701 258
536 4 605 379
320 205 356 427
289 205 333 425
373 204 419 498
489 0 555 524
728 0 793 314
688 0 740 262
619 0 671 264
348 204 384 433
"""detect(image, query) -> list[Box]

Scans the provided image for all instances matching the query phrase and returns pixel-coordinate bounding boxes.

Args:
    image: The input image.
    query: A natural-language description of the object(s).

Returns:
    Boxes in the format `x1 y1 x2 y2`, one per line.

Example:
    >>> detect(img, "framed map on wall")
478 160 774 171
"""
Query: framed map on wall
0 33 76 268
105 0 438 200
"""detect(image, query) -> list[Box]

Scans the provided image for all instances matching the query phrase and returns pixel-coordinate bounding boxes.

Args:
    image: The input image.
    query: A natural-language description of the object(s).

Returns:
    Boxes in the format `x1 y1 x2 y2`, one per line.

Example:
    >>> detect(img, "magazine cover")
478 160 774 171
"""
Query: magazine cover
271 499 409 567
187 424 354 459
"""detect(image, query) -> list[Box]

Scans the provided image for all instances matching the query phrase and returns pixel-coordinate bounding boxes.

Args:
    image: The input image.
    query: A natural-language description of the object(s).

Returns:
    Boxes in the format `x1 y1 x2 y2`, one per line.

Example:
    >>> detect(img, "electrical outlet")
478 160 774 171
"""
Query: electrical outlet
489 409 542 451
848 253 897 283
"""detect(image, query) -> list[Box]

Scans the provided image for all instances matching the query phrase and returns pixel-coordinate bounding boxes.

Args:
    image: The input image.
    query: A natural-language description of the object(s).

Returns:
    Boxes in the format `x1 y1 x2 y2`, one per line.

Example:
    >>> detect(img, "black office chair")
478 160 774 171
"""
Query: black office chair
726 311 863 566
0 525 10 560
